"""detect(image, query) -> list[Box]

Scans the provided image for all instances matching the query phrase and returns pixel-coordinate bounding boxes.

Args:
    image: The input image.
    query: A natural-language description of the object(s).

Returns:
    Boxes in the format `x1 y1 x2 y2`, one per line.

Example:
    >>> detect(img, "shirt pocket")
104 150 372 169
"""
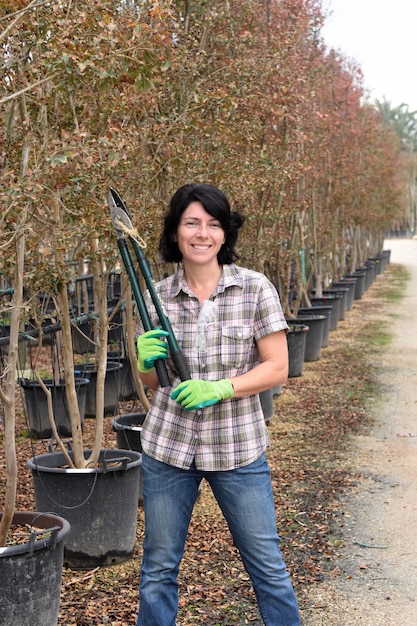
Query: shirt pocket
221 325 254 368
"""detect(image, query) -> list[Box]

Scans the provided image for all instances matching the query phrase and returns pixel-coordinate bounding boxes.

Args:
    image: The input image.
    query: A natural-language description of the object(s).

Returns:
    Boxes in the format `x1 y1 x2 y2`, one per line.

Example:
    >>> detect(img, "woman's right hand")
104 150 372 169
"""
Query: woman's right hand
137 329 169 373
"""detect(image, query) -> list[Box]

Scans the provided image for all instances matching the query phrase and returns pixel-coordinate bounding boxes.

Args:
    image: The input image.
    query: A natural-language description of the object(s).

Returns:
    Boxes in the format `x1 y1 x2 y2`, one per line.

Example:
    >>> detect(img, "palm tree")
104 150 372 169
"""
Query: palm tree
376 99 417 152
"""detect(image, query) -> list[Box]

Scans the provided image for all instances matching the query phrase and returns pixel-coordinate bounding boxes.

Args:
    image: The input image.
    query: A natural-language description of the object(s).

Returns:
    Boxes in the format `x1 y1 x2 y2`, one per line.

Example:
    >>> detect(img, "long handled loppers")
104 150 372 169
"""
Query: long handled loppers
108 188 191 387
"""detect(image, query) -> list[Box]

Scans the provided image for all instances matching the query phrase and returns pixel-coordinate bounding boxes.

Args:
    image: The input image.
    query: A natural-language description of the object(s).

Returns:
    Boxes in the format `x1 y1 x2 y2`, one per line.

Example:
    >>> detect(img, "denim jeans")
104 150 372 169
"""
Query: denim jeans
137 452 300 626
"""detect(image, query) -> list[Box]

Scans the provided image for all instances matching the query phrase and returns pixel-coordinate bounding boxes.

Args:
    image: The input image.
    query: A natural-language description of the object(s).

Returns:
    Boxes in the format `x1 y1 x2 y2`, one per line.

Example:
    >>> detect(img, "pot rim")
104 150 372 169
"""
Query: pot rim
27 448 142 474
0 511 70 558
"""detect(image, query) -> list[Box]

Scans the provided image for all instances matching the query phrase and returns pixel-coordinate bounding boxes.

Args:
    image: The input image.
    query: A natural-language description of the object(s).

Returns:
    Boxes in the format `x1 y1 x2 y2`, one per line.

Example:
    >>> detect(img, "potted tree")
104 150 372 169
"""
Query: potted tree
25 195 142 569
0 1 161 570
0 205 70 625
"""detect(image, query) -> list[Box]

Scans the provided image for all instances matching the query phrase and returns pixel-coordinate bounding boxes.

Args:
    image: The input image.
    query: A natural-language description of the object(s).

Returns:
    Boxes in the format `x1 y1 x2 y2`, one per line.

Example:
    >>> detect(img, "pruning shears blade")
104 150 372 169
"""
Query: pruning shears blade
108 188 134 239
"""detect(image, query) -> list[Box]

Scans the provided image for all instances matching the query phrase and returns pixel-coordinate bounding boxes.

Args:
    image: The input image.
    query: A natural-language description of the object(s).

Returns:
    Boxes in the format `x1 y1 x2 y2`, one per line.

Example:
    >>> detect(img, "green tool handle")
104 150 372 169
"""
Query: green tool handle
117 238 170 387
130 237 191 382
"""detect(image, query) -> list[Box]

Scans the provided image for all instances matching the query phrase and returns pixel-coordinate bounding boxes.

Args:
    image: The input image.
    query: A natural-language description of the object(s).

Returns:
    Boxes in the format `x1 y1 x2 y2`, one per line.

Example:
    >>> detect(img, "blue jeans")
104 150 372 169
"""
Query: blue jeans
137 452 300 626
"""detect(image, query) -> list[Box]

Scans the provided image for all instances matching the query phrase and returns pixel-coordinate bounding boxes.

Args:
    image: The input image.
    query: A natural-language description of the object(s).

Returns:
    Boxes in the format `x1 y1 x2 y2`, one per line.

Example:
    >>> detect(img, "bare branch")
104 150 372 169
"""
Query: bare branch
0 72 62 105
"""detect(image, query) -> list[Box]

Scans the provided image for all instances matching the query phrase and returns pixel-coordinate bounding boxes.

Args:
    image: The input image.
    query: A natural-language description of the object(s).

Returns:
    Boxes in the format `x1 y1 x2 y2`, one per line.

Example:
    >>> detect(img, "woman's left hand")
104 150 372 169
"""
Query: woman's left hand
171 378 234 410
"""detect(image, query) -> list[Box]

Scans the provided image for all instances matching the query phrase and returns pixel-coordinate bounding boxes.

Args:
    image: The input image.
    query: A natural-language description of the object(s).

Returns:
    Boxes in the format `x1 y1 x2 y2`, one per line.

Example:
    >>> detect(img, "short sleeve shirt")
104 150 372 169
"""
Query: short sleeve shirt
136 263 288 471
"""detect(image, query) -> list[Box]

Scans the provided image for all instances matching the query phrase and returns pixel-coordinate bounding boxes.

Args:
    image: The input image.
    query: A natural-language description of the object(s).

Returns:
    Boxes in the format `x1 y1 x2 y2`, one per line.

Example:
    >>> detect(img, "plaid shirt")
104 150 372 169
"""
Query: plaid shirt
136 263 288 471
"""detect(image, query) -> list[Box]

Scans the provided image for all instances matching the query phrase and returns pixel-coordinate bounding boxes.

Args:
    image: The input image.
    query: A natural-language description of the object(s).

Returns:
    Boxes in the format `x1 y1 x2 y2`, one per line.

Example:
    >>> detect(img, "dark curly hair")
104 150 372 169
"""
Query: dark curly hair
159 183 245 264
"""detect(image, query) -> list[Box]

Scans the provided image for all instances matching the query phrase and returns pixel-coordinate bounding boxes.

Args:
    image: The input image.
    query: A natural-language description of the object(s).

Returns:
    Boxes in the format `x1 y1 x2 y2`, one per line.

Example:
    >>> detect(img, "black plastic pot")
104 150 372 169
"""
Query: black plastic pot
19 377 89 439
364 259 378 283
112 413 146 503
287 315 325 362
71 321 95 354
356 264 373 290
28 448 142 569
311 295 341 331
320 288 348 320
286 323 308 377
349 271 366 300
112 412 146 453
71 312 124 355
298 305 332 348
272 384 282 398
74 361 123 417
0 510 70 626
331 279 357 311
259 388 274 422
108 356 138 401
381 249 391 270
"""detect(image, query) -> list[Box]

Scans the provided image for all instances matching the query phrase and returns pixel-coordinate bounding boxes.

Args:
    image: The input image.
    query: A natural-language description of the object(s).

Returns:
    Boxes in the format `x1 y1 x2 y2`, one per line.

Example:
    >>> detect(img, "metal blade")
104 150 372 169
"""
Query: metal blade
108 188 134 239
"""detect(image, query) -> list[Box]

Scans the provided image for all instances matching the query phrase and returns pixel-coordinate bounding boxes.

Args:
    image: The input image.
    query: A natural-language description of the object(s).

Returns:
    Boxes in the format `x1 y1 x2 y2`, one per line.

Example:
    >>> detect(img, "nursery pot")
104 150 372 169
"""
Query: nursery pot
28 448 142 569
259 388 274 422
19 377 89 439
357 264 373 290
381 249 391 269
310 295 340 330
349 271 366 300
331 279 356 311
75 361 123 417
325 288 349 320
364 259 377 283
71 321 95 354
72 313 124 355
107 355 138 401
286 323 308 377
272 384 283 398
112 413 145 502
287 315 325 362
297 306 332 348
111 412 146 453
0 510 70 626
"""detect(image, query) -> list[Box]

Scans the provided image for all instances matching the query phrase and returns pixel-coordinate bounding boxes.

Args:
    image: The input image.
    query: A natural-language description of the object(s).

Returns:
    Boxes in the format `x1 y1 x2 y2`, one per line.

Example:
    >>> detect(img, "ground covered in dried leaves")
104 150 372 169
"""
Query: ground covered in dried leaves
2 259 404 626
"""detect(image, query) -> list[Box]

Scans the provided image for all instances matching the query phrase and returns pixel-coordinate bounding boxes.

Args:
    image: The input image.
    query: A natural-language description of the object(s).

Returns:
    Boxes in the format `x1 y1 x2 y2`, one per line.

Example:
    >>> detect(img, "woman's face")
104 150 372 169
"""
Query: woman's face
176 201 225 267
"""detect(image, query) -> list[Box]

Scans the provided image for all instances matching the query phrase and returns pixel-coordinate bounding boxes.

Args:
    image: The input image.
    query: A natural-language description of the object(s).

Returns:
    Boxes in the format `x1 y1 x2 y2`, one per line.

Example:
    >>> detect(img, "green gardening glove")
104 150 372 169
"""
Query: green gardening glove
171 378 234 410
137 329 169 373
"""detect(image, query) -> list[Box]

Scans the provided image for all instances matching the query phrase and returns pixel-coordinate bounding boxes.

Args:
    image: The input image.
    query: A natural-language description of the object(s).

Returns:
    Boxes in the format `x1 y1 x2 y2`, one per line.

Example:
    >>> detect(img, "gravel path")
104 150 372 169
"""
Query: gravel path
300 238 417 626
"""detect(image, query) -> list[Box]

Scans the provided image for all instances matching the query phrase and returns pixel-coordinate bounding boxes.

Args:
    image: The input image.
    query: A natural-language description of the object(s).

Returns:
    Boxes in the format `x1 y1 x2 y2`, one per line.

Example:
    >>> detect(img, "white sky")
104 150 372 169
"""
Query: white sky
321 0 417 112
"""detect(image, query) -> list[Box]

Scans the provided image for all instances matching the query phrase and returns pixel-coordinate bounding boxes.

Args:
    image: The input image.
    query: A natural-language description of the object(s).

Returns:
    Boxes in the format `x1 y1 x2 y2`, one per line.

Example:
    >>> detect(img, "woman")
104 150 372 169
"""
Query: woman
136 183 300 626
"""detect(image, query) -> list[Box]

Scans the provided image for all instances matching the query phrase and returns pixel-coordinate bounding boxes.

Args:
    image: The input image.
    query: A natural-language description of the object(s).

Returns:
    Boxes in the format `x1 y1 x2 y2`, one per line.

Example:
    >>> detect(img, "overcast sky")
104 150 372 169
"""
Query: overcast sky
321 0 417 112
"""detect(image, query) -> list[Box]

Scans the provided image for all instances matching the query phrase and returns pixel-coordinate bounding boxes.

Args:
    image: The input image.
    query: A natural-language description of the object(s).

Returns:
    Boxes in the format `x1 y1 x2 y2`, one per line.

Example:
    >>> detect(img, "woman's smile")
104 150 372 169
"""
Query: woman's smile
177 201 225 265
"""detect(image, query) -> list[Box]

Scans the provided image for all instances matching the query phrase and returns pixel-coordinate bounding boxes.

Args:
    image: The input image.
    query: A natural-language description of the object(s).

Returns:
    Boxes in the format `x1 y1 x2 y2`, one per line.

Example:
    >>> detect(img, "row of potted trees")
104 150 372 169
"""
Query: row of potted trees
284 250 391 378
0 239 146 624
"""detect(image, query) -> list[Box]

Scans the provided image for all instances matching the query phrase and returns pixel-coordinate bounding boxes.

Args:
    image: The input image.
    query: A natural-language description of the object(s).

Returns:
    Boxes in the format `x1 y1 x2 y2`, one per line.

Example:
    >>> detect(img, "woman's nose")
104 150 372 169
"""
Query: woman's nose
196 223 208 236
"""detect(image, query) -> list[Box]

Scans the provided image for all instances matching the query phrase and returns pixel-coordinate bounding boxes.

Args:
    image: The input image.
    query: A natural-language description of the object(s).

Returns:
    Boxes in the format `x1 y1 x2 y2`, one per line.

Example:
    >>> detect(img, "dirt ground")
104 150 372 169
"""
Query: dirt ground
299 238 417 626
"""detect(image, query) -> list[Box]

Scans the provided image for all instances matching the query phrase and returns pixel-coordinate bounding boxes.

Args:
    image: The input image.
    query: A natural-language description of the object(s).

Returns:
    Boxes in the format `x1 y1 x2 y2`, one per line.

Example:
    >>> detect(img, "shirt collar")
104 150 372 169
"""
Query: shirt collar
168 263 243 299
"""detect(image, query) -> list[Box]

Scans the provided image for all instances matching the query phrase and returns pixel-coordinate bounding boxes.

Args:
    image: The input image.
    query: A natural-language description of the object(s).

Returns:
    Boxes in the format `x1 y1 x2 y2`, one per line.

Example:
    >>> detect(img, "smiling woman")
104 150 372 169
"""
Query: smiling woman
134 183 300 626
